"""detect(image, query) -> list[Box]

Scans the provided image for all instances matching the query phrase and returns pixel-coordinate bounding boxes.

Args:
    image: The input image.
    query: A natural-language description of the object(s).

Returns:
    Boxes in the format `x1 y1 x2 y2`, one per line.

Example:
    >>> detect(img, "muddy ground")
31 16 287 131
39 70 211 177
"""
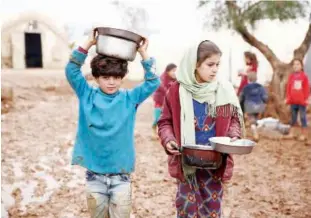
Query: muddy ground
1 69 311 218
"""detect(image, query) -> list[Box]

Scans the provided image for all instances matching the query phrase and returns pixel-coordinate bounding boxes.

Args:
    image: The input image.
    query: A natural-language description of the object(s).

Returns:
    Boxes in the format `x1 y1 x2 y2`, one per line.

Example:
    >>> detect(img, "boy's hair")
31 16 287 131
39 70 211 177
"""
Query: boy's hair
244 51 258 66
165 63 177 72
197 41 222 67
90 55 128 78
248 72 257 82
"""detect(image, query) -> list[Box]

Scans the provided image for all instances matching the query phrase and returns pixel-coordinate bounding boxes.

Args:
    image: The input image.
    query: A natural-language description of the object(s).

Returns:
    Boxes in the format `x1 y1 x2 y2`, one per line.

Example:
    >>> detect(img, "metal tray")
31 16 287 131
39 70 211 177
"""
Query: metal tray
209 137 256 154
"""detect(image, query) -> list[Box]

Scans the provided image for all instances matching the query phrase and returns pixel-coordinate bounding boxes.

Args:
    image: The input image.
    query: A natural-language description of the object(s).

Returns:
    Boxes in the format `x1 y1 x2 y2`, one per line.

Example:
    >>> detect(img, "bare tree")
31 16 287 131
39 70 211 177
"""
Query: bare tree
199 0 311 121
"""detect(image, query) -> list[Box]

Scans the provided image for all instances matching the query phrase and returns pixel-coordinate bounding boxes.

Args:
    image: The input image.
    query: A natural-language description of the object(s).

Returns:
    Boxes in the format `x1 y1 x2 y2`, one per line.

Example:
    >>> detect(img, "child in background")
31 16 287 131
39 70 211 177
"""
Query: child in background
65 34 160 218
286 58 310 141
237 51 258 113
237 51 258 95
240 72 268 141
152 63 177 139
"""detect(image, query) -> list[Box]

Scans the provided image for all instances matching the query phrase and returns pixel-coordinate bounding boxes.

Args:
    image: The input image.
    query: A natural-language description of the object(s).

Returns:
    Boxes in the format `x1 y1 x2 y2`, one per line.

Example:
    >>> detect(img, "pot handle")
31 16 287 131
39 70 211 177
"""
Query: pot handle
170 142 183 153
93 28 98 39
137 37 146 48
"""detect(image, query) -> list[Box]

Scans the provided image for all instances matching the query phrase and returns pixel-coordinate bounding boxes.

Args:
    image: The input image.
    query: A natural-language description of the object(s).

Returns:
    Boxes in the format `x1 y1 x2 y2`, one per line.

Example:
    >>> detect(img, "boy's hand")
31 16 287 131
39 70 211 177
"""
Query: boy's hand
165 141 181 155
81 29 97 51
138 38 150 60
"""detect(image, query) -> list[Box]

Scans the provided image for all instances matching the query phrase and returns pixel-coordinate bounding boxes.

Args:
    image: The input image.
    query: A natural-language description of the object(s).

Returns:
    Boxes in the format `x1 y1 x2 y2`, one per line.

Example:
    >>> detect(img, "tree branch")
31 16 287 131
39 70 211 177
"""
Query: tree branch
293 23 311 60
226 1 281 68
242 1 263 15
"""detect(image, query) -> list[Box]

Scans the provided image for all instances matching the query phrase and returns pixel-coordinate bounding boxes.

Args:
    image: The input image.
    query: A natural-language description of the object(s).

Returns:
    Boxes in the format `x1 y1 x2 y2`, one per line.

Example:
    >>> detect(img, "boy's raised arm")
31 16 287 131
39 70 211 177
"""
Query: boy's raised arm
65 38 96 98
128 39 160 104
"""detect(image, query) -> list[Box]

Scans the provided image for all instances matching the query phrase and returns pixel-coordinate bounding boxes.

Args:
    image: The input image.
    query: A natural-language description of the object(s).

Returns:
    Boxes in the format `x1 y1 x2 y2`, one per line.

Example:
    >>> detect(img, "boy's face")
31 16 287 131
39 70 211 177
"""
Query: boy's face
195 54 220 83
96 76 122 94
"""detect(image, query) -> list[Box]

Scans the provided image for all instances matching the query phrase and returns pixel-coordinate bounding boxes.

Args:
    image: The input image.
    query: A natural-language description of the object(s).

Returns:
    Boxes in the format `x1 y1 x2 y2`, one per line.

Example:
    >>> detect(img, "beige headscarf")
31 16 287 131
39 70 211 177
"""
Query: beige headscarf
176 40 245 182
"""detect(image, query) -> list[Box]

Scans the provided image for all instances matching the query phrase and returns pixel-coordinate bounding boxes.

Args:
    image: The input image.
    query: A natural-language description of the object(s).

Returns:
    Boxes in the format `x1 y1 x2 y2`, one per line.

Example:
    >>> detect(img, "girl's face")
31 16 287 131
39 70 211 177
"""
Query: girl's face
195 54 220 83
293 60 303 72
168 67 177 79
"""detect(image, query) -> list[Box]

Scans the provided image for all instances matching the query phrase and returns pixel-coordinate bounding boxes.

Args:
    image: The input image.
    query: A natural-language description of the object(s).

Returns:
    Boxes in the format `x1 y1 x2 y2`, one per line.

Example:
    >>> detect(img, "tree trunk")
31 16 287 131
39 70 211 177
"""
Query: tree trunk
225 1 311 122
266 63 293 123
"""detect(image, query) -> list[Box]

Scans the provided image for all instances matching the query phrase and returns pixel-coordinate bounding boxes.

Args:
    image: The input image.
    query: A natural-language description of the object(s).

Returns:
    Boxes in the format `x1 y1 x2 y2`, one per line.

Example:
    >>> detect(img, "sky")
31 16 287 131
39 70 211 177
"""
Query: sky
1 0 311 83
1 0 203 41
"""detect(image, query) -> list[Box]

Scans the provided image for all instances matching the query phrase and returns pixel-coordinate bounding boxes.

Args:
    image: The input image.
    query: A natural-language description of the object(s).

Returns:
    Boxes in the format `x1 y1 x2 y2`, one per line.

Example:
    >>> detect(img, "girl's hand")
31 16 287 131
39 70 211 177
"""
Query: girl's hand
165 141 181 155
138 38 150 60
230 137 239 142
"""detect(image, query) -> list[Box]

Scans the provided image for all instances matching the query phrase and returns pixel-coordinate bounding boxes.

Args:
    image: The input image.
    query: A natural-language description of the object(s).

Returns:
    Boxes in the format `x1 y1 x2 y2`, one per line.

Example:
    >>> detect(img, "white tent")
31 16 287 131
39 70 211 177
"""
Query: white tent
1 12 70 69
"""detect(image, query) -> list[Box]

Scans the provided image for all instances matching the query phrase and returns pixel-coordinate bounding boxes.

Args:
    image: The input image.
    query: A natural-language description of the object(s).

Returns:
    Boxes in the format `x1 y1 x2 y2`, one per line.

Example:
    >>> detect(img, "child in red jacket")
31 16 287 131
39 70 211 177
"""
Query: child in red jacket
152 63 177 139
158 40 244 218
286 58 310 141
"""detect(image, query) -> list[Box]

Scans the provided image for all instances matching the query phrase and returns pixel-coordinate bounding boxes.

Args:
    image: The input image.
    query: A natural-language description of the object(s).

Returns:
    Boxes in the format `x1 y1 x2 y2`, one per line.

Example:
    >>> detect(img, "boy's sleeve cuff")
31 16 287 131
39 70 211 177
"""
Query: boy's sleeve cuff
78 46 88 54
70 49 88 66
141 57 158 80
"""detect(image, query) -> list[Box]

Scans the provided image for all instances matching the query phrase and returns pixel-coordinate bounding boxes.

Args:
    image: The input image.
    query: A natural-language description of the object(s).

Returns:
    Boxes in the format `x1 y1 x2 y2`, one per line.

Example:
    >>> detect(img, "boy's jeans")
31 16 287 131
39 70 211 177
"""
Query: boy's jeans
85 170 132 218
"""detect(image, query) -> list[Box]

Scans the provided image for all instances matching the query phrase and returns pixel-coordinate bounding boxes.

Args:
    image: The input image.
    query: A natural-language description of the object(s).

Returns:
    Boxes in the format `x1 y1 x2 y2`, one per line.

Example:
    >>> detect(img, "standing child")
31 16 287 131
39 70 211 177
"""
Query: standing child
65 33 160 218
286 58 310 141
240 72 268 141
237 51 258 96
158 40 244 218
152 63 177 139
237 51 258 113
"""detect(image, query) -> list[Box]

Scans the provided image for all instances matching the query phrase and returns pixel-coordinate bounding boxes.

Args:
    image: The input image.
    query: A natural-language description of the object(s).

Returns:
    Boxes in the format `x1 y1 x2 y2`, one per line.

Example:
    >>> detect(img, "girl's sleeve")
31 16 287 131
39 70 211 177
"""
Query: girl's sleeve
157 90 177 154
227 110 242 139
286 75 292 101
303 75 310 102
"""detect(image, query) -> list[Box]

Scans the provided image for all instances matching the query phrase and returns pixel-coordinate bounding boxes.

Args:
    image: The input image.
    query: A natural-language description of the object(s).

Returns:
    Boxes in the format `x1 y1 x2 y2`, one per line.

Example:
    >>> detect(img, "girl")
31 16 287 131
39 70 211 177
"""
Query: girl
152 63 177 139
286 58 310 141
158 40 244 217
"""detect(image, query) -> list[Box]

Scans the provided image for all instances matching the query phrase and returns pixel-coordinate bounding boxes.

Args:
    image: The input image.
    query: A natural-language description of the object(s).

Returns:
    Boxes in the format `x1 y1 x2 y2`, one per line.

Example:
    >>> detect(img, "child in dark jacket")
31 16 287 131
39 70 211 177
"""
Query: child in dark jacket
152 63 177 139
240 72 268 141
286 58 310 141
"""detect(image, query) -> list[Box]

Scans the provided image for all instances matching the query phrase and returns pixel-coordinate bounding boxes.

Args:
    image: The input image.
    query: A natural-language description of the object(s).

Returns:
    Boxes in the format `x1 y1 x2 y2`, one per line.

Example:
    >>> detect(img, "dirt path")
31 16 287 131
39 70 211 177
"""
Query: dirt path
1 70 311 218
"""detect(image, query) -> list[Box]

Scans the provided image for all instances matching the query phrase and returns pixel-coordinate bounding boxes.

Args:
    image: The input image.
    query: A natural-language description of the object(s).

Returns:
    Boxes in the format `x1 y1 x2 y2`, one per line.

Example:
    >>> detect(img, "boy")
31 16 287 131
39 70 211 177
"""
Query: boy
240 72 268 141
65 34 160 218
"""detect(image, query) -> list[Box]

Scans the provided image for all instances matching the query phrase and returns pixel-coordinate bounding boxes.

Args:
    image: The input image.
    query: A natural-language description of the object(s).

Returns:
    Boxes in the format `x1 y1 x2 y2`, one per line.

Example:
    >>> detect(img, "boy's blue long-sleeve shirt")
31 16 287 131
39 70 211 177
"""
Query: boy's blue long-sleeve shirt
65 50 160 174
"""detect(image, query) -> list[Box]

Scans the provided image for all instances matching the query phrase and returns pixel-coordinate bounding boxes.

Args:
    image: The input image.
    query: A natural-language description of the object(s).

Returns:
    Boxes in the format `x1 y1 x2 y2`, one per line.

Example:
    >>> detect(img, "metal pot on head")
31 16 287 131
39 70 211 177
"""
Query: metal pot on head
93 27 144 62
